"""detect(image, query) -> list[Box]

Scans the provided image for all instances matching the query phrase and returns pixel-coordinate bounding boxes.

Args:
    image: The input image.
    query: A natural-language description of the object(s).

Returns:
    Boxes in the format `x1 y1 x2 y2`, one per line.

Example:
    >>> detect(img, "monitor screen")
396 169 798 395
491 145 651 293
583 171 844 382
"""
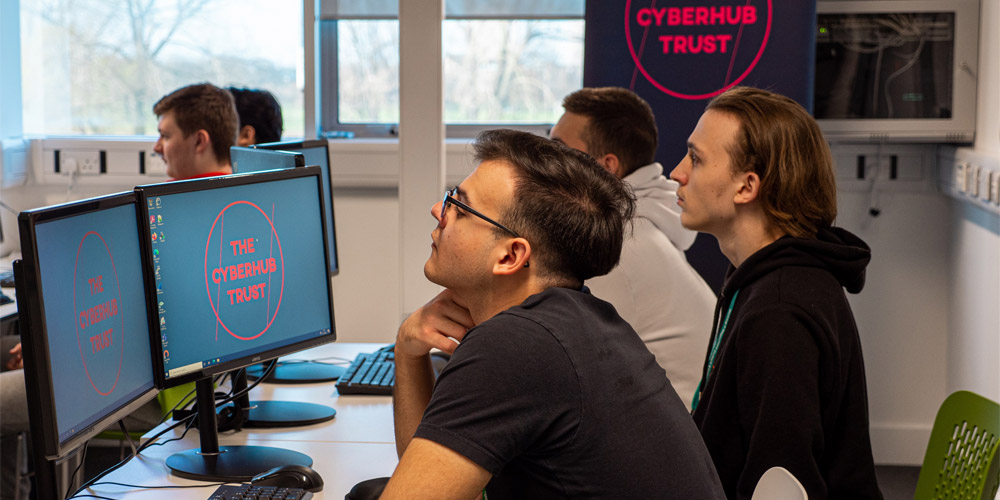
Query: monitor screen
15 193 158 460
136 167 335 388
230 147 304 174
255 140 339 275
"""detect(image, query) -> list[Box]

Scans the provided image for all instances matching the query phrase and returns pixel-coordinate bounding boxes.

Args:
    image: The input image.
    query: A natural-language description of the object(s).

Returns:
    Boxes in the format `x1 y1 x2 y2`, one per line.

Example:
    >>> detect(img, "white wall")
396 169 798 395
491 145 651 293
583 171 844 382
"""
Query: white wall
947 0 1000 401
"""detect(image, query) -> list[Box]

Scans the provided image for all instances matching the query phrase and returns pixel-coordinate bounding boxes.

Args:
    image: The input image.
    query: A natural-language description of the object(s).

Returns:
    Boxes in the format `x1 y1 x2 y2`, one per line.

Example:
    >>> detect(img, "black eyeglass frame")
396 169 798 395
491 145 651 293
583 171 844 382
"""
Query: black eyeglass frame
441 188 519 237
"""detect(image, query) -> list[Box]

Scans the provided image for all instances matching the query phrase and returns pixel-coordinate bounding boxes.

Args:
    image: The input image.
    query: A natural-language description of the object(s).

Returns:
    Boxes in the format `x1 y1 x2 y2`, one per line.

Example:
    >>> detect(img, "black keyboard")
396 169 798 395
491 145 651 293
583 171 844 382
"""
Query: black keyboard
336 349 395 395
207 484 312 500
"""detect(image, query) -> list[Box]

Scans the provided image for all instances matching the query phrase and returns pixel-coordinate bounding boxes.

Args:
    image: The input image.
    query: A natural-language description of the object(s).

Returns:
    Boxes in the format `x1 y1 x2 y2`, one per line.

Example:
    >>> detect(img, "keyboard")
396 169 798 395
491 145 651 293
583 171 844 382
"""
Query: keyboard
336 349 395 395
207 484 312 500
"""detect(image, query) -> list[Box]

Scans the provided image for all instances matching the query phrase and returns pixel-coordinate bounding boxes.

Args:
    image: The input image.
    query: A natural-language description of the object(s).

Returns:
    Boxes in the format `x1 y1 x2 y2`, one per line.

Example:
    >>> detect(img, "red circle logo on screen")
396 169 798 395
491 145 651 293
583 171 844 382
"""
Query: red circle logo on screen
204 201 284 341
73 231 126 396
625 0 773 100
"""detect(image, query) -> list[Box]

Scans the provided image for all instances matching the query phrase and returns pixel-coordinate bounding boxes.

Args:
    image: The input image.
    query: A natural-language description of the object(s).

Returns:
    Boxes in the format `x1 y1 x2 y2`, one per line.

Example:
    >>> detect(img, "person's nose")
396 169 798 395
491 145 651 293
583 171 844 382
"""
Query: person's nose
669 158 688 185
431 201 444 226
153 139 163 155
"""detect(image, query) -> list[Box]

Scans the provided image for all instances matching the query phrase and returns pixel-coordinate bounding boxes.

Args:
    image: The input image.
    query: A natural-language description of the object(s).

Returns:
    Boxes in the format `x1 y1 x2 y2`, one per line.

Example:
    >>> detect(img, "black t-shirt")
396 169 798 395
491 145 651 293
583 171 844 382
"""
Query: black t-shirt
414 287 724 499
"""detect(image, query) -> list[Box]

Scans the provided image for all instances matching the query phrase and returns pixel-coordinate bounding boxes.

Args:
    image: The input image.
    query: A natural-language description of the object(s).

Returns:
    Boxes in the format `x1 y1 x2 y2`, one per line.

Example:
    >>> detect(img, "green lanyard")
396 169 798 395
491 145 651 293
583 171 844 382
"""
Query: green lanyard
691 289 740 412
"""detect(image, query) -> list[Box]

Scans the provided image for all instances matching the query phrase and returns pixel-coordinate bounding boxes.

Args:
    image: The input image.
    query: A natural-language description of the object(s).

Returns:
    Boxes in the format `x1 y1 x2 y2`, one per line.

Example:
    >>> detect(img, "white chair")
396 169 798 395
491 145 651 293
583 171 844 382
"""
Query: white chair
752 466 808 500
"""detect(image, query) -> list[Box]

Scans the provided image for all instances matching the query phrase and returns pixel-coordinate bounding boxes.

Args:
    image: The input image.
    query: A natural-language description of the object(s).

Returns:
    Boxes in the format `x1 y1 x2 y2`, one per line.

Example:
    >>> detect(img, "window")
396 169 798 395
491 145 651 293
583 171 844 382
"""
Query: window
20 0 305 137
322 0 585 137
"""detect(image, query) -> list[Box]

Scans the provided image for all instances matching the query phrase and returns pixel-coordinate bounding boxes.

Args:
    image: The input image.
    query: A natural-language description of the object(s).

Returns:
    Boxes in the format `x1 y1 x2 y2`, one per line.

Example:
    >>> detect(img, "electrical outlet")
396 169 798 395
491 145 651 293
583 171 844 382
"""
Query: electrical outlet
954 162 968 193
967 165 980 197
59 150 102 175
145 152 167 176
991 170 1000 206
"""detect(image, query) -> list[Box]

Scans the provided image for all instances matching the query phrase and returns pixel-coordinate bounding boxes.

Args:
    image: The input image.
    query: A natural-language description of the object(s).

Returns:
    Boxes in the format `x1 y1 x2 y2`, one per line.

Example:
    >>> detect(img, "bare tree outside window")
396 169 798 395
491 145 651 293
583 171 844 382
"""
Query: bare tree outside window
335 19 583 126
21 0 304 137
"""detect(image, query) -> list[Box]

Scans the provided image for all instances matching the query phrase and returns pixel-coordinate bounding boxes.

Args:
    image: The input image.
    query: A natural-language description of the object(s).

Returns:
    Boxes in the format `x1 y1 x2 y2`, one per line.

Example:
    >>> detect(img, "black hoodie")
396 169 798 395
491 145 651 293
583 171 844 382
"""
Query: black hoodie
692 227 883 500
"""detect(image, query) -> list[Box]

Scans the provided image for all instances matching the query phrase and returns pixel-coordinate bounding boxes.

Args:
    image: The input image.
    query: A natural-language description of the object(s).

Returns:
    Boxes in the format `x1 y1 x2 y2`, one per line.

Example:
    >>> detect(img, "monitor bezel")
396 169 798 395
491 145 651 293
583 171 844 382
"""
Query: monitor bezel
254 139 340 276
135 167 337 389
815 0 979 143
230 146 305 173
15 192 160 460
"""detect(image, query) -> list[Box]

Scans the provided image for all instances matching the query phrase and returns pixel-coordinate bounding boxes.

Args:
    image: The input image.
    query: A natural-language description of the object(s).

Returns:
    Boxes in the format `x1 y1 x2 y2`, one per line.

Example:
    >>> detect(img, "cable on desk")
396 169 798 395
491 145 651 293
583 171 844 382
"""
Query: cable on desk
67 361 280 498
64 440 90 499
89 480 226 490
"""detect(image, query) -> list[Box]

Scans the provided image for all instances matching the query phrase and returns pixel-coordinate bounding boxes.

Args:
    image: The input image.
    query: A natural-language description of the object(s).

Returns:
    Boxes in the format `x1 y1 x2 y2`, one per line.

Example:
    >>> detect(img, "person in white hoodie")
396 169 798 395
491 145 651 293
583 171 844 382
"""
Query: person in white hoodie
550 87 714 409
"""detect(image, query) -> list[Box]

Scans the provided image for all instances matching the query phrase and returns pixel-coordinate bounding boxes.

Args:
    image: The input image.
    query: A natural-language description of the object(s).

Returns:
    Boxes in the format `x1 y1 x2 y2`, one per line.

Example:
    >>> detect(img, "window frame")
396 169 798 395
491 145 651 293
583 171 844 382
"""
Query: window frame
318 9 583 139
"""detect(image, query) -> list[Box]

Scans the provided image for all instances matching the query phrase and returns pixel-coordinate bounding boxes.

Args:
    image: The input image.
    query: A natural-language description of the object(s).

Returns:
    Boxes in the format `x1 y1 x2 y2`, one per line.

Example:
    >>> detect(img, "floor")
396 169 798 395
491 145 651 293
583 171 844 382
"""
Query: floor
876 464 921 500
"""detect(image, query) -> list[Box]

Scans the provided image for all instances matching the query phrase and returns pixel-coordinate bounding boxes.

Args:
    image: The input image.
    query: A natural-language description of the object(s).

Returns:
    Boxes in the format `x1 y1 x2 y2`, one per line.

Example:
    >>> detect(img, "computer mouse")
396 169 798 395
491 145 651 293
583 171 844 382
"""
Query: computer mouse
251 464 324 492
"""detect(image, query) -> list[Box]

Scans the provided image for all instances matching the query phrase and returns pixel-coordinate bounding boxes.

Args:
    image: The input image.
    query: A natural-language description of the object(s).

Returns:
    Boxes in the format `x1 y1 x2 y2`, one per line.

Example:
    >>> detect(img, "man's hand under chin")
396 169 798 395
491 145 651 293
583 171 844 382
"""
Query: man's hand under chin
396 289 475 359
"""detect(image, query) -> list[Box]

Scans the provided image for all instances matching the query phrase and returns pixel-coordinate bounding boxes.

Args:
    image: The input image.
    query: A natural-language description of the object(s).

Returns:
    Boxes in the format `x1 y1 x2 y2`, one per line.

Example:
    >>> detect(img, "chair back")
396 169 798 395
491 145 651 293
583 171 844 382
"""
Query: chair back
752 466 808 500
915 390 1000 500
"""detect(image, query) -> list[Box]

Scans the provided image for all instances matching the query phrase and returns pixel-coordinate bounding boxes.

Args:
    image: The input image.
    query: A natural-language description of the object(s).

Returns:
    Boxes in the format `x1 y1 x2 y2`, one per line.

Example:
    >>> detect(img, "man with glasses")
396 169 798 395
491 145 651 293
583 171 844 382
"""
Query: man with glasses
380 130 724 499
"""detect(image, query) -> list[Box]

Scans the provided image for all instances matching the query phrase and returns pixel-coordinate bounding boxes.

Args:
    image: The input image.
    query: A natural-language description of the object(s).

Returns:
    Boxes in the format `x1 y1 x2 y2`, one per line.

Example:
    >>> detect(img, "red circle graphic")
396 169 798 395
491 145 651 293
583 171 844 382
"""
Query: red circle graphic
73 231 126 396
624 0 773 100
203 201 284 341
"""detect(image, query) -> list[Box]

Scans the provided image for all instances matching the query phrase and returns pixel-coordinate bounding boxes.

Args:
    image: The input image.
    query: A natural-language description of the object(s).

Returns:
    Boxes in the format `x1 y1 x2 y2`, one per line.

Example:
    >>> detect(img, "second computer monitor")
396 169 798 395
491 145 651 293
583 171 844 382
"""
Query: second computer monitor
255 140 338 275
137 167 335 388
15 193 158 461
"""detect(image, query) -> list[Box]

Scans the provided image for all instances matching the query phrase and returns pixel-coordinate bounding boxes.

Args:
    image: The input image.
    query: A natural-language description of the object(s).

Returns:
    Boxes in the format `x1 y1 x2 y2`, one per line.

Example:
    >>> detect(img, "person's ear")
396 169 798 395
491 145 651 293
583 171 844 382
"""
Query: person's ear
193 129 212 155
733 171 761 205
237 125 256 147
601 153 623 178
493 238 531 276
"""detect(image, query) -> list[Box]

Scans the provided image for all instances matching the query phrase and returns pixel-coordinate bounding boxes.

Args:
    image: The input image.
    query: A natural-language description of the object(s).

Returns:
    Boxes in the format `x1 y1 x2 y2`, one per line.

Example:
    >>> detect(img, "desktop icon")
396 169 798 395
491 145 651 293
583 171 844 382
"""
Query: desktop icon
157 214 163 224
160 317 166 326
155 197 161 207
148 199 153 208
159 232 165 241
153 249 159 256
161 332 167 342
163 349 169 359
150 215 156 224
151 232 157 242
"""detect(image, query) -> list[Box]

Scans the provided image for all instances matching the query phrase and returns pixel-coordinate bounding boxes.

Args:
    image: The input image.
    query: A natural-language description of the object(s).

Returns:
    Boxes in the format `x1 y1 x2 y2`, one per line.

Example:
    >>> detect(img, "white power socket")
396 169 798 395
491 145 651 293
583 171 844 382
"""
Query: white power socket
60 150 102 175
145 151 168 176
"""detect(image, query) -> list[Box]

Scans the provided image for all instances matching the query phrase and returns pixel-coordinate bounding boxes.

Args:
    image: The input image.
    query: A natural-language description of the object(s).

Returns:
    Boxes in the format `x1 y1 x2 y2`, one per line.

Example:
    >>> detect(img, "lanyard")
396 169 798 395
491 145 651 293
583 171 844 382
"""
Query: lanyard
691 289 740 412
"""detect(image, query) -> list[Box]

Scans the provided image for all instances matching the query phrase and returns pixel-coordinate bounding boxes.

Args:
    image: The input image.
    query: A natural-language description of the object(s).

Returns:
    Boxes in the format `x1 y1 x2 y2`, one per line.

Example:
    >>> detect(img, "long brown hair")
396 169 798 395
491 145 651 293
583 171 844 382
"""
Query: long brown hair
707 86 837 238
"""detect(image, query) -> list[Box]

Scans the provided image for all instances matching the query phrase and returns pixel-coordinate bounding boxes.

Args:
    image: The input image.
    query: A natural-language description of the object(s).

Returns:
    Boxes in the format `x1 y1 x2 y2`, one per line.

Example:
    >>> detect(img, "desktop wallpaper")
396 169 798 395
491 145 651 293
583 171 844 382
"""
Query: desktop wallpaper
33 203 155 441
147 174 332 380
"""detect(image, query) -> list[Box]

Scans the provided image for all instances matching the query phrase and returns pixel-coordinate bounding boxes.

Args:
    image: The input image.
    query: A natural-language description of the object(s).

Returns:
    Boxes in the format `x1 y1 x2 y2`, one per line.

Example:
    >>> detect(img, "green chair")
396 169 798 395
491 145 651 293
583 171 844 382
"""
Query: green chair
914 390 1000 500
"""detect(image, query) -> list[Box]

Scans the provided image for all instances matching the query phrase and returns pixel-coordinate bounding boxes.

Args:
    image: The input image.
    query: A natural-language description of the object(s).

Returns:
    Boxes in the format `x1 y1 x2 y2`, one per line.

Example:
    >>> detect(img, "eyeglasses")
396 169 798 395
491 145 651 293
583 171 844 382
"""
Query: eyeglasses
440 187 519 237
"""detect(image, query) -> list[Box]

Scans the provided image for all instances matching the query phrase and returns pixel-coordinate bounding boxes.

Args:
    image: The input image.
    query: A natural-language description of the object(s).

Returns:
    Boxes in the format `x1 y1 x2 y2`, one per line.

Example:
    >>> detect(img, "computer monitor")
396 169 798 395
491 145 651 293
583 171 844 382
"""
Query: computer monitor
254 140 339 275
14 192 159 497
246 140 345 386
135 167 336 481
230 146 304 173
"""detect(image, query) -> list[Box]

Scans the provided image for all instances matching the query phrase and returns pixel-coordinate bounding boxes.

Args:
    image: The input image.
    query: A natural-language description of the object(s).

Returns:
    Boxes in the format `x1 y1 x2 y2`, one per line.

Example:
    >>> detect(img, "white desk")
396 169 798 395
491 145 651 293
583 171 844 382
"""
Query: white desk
82 343 399 499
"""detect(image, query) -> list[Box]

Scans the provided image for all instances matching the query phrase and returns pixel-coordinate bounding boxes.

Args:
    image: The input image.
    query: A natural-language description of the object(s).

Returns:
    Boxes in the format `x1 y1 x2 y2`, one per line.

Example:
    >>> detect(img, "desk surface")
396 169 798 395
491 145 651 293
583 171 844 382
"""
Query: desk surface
82 342 399 499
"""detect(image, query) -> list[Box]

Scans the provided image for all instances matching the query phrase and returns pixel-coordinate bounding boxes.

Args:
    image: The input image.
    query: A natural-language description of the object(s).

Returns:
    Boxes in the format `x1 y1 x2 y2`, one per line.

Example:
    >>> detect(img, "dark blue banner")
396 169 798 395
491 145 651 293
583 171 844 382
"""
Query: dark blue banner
584 0 817 291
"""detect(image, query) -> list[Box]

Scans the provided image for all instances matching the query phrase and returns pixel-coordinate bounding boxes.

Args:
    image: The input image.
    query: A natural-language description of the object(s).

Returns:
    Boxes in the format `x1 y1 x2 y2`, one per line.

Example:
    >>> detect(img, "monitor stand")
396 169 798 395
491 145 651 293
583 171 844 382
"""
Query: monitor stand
222 370 336 428
245 359 345 384
166 377 313 482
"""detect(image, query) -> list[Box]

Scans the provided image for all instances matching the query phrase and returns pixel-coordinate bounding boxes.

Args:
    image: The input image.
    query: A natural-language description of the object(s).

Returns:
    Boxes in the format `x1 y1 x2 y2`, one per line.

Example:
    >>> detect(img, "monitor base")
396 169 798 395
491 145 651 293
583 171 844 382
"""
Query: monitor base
217 401 337 428
166 445 312 482
246 361 345 384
